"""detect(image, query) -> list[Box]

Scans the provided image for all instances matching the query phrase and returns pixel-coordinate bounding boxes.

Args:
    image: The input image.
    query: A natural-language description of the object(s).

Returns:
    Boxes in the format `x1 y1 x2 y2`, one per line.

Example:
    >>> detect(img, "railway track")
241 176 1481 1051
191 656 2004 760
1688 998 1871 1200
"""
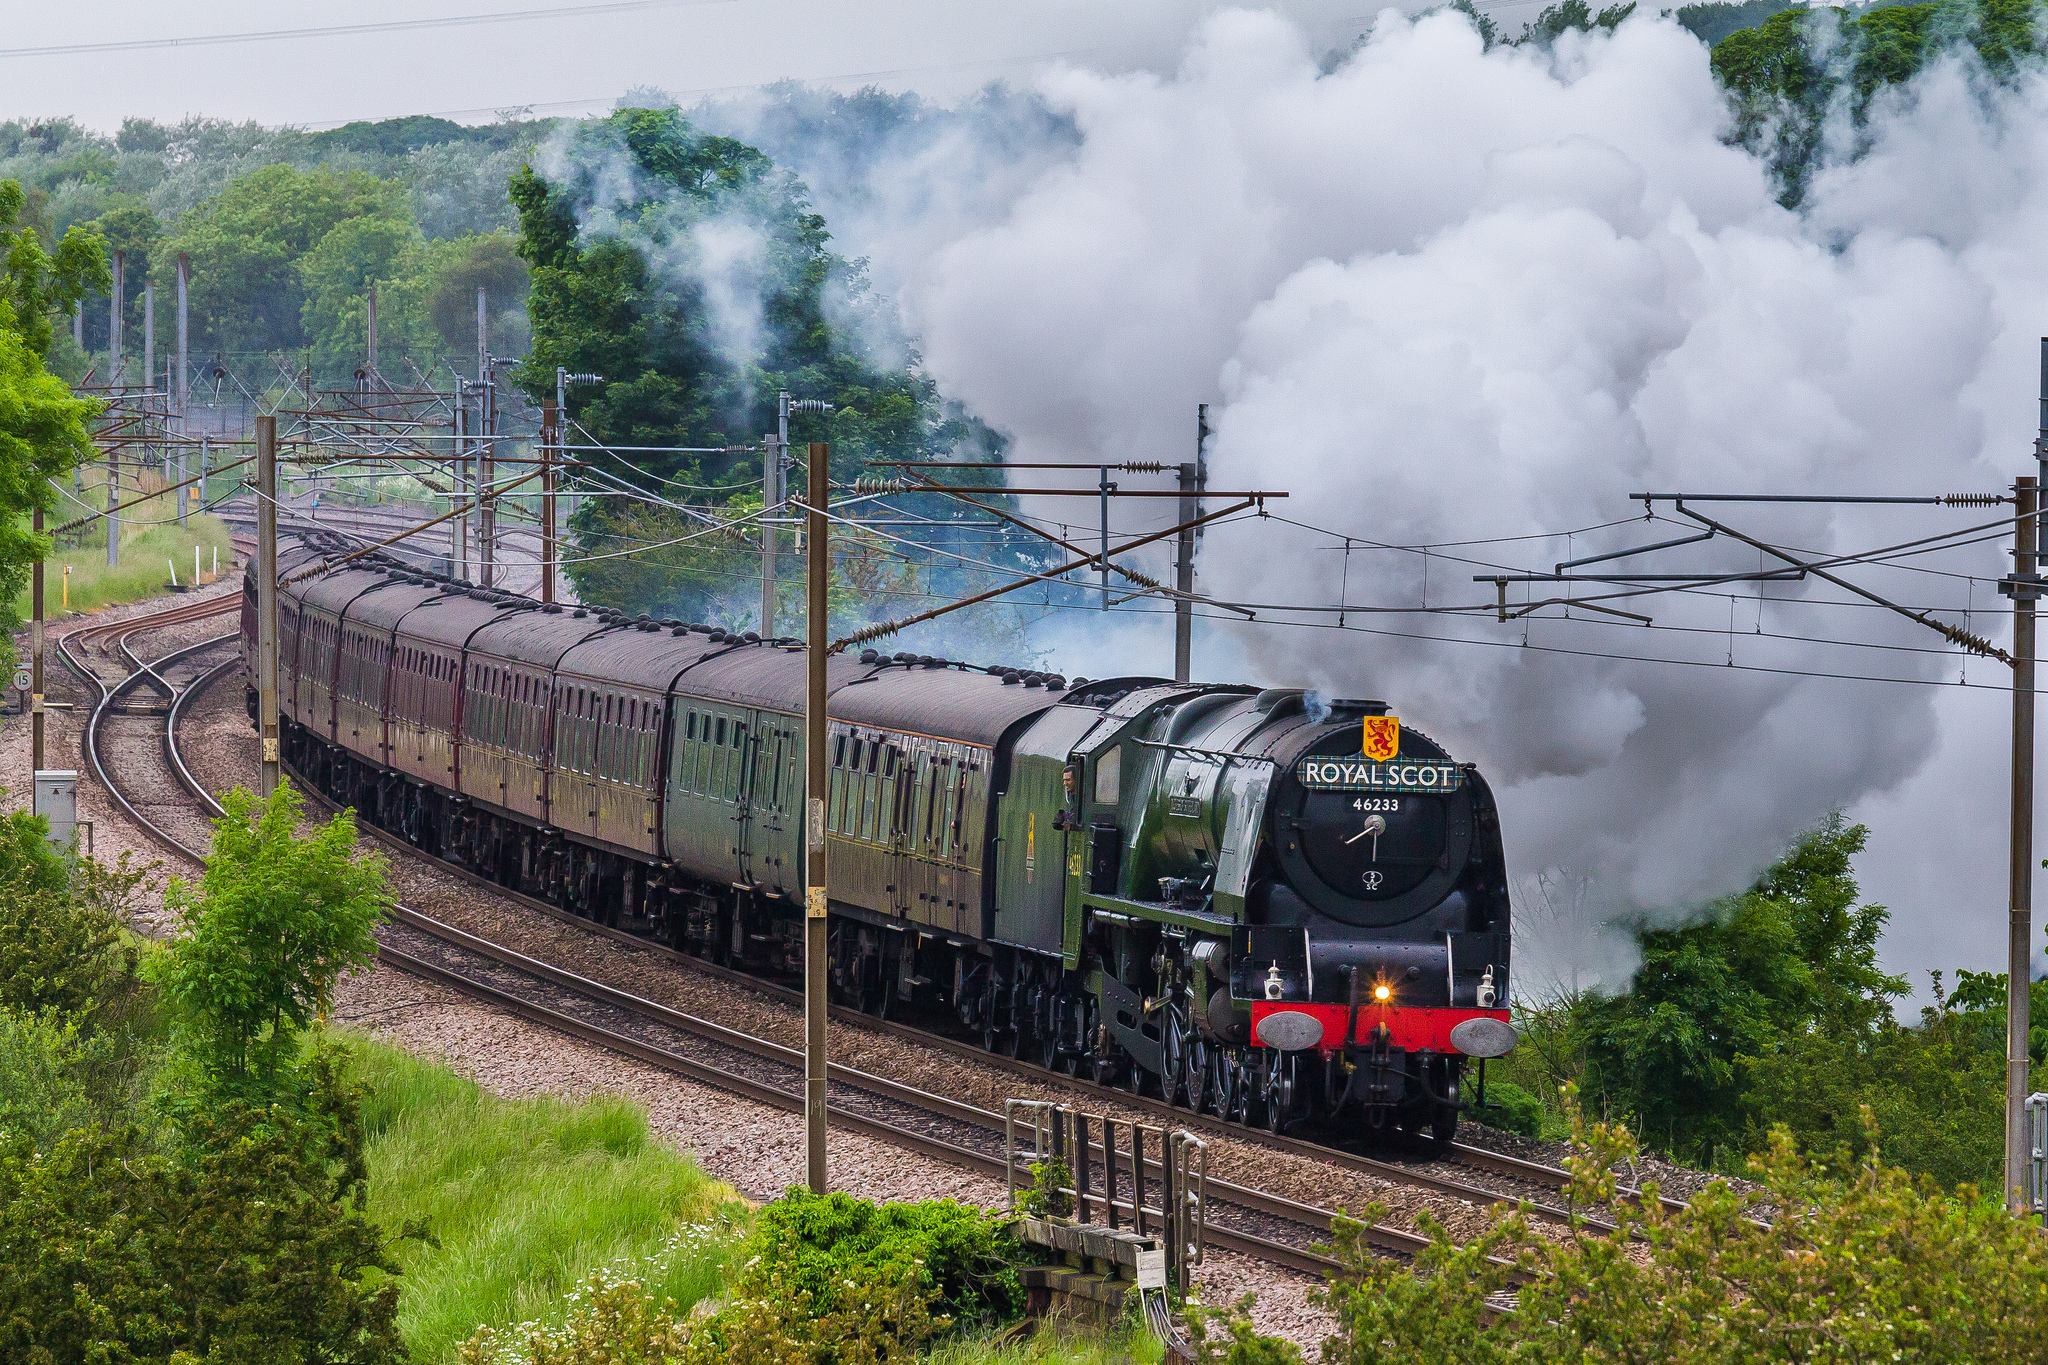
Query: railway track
77 598 1407 1284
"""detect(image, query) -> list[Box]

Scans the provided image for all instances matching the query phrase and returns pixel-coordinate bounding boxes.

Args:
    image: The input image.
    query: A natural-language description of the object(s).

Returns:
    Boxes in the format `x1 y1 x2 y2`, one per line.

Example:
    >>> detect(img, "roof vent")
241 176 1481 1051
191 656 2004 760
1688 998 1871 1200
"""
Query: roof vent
1069 677 1090 689
1000 671 1020 685
709 629 727 642
1046 675 1067 690
1022 674 1044 689
573 609 588 618
742 631 760 643
672 624 690 636
543 603 563 614
859 648 880 663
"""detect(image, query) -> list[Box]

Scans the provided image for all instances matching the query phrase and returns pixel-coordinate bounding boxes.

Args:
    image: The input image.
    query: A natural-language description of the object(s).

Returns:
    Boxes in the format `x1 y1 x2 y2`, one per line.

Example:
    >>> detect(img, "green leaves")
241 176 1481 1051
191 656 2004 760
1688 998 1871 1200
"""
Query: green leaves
148 783 389 1099
0 1049 416 1365
1209 1091 2048 1365
156 163 408 353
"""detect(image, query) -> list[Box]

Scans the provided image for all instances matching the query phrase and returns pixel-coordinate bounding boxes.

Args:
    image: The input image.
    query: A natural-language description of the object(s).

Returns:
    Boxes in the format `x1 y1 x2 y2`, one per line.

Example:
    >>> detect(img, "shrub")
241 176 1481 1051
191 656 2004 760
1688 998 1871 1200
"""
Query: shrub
149 783 387 1101
0 1047 420 1365
741 1187 1028 1329
461 1255 944 1365
1474 1079 1548 1140
1196 1086 2048 1364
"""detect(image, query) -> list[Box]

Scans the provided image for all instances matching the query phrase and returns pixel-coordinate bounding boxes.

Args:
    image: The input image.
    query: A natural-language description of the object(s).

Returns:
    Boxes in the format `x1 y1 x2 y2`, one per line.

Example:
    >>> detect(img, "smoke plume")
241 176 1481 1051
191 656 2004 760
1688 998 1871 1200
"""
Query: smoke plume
863 9 2048 993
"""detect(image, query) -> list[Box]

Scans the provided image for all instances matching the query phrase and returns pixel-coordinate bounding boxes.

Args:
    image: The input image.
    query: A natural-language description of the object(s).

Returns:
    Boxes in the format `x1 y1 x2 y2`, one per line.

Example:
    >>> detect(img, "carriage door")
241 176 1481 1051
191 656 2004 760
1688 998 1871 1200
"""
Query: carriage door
885 742 913 919
731 712 757 885
748 721 793 894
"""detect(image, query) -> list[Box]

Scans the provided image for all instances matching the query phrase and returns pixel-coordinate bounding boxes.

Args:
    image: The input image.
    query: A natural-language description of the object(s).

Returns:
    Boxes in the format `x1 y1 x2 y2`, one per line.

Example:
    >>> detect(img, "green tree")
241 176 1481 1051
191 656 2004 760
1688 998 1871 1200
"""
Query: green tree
148 784 388 1098
0 293 101 654
1 179 109 358
509 106 1005 621
1712 0 2043 203
0 1051 415 1365
298 212 430 371
156 164 406 353
1556 817 1906 1166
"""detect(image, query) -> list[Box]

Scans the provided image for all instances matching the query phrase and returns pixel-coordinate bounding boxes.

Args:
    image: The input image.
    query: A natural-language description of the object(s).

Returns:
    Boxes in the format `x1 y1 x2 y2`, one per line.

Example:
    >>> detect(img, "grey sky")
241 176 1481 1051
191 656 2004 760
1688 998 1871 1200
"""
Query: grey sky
0 0 1524 130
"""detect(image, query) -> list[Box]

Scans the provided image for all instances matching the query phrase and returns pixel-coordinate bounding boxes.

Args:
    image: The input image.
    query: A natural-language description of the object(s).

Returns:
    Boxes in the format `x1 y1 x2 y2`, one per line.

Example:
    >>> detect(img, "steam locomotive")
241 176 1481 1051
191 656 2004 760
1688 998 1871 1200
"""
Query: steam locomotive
249 532 1515 1142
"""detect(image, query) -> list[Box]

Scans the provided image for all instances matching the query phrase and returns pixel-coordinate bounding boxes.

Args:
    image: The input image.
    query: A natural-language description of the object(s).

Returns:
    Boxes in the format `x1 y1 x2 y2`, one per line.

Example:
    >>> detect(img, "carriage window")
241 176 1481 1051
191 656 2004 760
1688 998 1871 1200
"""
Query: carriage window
883 747 897 778
925 758 942 847
833 734 846 768
715 716 727 746
687 712 696 740
866 742 880 775
851 739 866 773
951 764 968 846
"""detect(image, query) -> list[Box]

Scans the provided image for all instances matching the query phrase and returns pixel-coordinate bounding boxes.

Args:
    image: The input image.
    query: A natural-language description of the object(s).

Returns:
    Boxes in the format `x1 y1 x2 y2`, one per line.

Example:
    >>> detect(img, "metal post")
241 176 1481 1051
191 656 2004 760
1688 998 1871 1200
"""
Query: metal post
31 507 44 775
142 282 154 401
365 281 378 377
2015 357 2048 1209
480 373 496 589
453 387 469 581
175 254 188 422
765 391 790 637
804 439 830 1194
541 399 557 603
71 304 81 350
177 444 188 527
1098 465 1111 610
256 416 280 798
105 447 118 568
108 250 123 389
198 434 208 516
476 285 487 383
1175 404 1208 681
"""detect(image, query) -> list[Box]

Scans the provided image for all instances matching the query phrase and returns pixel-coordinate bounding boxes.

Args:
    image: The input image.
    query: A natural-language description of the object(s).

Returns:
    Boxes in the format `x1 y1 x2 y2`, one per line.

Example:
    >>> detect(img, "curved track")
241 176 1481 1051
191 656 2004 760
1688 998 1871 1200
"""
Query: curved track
76 599 1408 1284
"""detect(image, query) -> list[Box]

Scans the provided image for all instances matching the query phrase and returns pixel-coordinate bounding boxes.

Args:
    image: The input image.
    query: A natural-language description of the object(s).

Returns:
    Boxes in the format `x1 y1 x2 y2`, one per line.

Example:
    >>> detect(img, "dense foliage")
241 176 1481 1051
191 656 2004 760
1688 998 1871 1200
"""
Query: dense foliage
1492 815 2043 1191
510 105 1012 623
0 113 541 380
1709 0 2045 201
1195 1092 2048 1365
461 1188 1027 1365
0 784 417 1365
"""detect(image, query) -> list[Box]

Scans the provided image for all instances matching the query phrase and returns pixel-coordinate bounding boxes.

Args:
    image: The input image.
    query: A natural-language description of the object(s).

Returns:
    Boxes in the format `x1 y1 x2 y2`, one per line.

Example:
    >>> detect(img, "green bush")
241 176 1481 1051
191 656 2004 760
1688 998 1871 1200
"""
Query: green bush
0 1008 96 1150
0 1049 418 1365
741 1188 1028 1331
1475 1079 1549 1140
1195 1089 2048 1365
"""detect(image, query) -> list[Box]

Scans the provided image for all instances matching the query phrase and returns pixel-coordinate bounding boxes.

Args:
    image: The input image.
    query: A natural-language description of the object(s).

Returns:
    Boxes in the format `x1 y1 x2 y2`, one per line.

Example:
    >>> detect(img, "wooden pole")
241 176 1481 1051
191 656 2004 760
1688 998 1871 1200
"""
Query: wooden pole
804 440 830 1194
257 416 280 797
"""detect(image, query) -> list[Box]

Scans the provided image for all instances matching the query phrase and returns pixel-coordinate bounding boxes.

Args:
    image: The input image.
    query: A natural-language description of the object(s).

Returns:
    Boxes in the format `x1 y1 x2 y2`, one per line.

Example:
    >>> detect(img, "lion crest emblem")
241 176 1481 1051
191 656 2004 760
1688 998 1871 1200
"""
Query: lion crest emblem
1361 716 1400 762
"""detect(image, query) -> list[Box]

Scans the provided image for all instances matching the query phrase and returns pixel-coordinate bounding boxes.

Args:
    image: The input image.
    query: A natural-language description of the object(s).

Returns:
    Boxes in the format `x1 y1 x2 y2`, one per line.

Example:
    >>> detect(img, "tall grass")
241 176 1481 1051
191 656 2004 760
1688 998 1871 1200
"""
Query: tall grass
18 469 238 622
346 1036 744 1363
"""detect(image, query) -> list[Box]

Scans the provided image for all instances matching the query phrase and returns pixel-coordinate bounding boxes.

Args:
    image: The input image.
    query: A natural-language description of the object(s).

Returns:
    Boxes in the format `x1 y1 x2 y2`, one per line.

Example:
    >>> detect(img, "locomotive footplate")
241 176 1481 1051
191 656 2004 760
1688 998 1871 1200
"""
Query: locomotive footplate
1245 999 1514 1055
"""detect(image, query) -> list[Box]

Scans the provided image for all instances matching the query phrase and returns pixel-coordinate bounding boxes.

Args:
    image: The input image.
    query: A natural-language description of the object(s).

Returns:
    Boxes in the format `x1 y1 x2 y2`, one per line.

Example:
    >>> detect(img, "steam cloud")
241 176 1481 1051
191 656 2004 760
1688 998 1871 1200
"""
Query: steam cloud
852 9 2048 993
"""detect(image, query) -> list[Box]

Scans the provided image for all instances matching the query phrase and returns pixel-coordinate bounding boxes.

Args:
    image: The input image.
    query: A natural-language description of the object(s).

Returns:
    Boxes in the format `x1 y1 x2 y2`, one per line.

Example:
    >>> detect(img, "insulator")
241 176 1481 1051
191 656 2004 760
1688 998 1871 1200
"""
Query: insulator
1942 493 2006 507
842 619 902 646
1122 460 1168 474
853 475 910 495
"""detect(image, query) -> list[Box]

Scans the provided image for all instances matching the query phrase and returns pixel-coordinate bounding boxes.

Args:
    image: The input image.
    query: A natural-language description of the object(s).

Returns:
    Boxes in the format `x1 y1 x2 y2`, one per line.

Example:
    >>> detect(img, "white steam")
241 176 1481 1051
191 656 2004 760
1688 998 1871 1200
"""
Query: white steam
869 8 2048 992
